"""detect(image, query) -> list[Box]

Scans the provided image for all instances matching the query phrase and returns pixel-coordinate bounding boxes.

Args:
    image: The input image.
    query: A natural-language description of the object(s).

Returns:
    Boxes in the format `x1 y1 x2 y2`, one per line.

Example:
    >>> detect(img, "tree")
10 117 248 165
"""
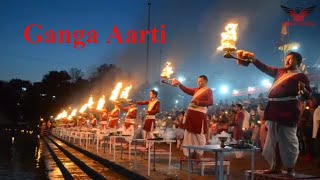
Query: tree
69 68 84 83
41 71 72 117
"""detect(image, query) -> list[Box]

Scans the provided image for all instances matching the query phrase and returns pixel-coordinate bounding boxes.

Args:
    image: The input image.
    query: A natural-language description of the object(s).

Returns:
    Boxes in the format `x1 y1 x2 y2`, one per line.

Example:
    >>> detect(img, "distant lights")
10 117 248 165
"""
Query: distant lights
232 89 239 95
262 79 272 88
220 85 229 94
248 87 255 92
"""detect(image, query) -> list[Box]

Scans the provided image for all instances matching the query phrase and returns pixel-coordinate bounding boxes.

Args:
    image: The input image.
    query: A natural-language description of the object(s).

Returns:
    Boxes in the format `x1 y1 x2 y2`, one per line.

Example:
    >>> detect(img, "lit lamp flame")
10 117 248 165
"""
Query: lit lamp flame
110 82 123 101
79 104 88 113
96 95 106 111
87 96 94 109
56 110 68 120
120 85 132 100
217 23 238 52
68 109 77 120
160 62 174 79
160 62 177 87
71 109 77 116
218 23 251 64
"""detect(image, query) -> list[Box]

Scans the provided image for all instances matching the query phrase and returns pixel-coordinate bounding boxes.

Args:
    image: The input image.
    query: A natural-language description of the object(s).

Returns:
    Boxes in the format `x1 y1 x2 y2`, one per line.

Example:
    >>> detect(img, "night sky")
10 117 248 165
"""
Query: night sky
1 0 319 90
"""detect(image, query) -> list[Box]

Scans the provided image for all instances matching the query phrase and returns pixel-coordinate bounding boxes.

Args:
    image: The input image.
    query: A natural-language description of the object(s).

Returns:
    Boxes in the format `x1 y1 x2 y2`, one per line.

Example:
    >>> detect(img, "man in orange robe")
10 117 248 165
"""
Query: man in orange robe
172 75 213 159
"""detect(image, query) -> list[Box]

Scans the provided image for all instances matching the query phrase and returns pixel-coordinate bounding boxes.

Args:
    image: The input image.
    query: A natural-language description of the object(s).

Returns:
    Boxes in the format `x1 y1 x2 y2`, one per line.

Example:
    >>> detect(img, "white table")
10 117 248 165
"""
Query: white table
183 144 259 180
145 139 175 176
106 135 127 161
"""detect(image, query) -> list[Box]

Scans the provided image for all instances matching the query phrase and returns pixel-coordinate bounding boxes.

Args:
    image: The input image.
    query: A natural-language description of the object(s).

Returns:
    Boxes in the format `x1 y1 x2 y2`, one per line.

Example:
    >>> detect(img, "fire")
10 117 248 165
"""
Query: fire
79 96 94 113
217 23 238 51
56 110 68 120
87 96 94 109
109 82 123 101
79 104 87 113
70 109 77 116
120 85 132 99
96 95 106 110
160 62 174 79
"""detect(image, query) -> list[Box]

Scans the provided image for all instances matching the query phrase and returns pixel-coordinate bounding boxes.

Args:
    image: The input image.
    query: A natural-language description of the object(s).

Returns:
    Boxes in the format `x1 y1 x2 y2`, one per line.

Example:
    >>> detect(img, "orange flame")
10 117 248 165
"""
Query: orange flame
109 82 123 101
160 62 174 79
56 110 68 120
120 85 132 99
87 96 94 109
217 23 238 51
67 109 77 120
96 95 106 110
79 104 88 113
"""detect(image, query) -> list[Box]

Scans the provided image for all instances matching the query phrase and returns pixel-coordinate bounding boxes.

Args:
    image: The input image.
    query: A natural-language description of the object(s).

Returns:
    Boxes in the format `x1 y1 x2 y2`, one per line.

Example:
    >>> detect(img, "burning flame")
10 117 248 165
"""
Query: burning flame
87 96 94 109
70 109 77 116
160 62 174 79
120 85 132 99
67 109 77 120
96 95 106 110
217 23 238 51
56 110 68 120
109 82 123 101
79 104 88 113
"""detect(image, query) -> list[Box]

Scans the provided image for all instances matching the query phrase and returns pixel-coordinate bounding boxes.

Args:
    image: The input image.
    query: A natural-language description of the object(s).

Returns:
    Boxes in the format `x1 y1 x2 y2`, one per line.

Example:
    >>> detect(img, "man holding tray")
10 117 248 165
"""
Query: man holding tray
236 50 311 177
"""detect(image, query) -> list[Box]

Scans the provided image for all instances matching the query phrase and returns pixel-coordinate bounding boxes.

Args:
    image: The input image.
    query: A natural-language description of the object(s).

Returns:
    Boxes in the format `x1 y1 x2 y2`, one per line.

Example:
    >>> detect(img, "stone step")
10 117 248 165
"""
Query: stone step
42 137 91 179
49 135 149 180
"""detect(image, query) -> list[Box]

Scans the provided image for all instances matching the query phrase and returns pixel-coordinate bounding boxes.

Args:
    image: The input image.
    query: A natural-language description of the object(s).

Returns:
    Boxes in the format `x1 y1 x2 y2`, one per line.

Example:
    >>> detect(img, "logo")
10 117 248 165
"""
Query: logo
280 5 317 26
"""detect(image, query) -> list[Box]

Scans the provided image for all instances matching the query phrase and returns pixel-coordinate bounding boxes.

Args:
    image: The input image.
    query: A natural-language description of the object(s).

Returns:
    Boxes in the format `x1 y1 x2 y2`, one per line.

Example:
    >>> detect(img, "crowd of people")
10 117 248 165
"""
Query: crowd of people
41 51 320 177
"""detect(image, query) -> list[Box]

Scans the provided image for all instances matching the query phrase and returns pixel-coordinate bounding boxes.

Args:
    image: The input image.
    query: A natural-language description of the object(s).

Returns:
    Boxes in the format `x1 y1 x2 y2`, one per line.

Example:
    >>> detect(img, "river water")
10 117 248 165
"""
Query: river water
0 128 47 180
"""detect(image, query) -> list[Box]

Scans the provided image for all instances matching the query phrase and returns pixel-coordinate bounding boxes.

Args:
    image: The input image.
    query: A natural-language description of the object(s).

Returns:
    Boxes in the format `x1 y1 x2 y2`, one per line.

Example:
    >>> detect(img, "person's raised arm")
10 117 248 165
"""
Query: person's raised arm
136 101 149 105
118 104 129 112
172 79 196 96
237 50 279 78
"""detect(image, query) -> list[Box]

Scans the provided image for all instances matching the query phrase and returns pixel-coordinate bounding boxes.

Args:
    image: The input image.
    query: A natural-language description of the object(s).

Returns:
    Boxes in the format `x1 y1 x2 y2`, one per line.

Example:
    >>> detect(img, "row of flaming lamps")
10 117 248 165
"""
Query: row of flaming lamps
56 22 243 120
55 83 132 120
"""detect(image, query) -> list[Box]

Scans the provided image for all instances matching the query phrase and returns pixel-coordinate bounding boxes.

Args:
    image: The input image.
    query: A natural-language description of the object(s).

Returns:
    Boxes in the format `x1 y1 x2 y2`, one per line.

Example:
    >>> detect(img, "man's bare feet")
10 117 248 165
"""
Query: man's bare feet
287 168 295 177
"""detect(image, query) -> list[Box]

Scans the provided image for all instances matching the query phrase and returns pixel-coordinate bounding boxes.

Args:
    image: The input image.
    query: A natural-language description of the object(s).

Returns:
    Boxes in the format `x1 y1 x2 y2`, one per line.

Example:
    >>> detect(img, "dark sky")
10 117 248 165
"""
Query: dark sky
0 0 319 90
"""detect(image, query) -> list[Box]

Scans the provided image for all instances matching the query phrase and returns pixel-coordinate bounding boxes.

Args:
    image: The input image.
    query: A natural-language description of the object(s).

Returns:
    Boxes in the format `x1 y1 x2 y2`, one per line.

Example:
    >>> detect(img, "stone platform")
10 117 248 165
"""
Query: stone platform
45 132 320 179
